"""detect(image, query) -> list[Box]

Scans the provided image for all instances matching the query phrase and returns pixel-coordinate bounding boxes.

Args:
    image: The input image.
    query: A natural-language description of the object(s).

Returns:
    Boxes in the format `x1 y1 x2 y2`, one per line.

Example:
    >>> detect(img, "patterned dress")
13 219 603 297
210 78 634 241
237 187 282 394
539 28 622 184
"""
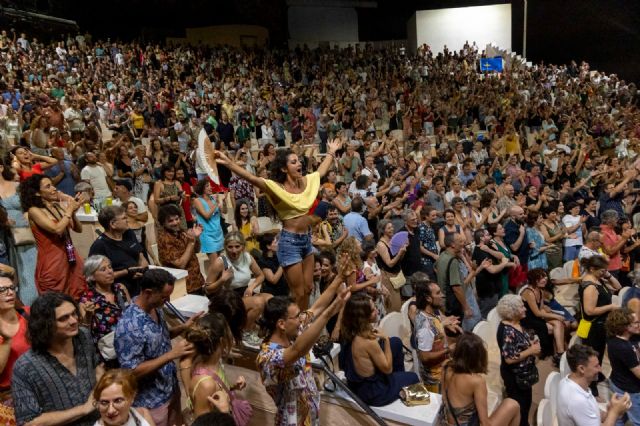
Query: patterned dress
79 283 128 345
526 226 548 270
257 311 319 426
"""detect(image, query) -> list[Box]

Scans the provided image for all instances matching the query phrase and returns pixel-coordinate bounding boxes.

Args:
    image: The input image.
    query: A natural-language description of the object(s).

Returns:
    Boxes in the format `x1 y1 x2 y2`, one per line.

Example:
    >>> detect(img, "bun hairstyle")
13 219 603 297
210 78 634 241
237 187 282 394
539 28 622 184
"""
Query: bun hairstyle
184 313 231 357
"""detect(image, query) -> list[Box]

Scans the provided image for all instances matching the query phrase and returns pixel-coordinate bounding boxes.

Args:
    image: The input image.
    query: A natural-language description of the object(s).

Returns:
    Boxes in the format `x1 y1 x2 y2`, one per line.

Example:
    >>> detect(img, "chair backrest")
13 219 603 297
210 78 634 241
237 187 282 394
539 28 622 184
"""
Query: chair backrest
487 307 500 333
549 267 566 280
472 320 496 348
537 398 554 426
619 286 630 305
559 352 570 378
562 260 575 277
400 298 413 331
545 371 561 420
612 294 621 307
379 312 410 342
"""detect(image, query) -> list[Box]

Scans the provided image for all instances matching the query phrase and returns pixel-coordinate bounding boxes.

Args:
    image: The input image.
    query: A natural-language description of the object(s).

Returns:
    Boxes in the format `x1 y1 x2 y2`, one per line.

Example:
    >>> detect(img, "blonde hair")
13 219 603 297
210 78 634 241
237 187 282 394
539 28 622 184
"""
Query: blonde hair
337 236 363 277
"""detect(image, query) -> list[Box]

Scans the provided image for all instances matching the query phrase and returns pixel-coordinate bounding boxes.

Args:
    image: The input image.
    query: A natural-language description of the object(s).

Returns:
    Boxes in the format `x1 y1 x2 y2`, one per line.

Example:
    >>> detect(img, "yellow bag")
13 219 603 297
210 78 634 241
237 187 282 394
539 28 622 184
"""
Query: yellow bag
399 383 431 406
577 318 592 339
389 270 407 290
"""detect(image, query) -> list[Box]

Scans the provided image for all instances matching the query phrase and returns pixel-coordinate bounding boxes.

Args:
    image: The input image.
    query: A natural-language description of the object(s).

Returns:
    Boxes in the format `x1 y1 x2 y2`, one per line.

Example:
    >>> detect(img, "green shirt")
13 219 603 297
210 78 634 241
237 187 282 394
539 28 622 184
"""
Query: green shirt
435 250 462 293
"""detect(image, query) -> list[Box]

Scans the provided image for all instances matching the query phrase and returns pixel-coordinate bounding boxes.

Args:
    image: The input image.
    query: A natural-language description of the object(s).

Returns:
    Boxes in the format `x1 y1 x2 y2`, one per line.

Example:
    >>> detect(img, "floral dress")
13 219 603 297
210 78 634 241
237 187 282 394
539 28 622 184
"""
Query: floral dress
257 311 319 426
79 283 128 345
526 226 548 270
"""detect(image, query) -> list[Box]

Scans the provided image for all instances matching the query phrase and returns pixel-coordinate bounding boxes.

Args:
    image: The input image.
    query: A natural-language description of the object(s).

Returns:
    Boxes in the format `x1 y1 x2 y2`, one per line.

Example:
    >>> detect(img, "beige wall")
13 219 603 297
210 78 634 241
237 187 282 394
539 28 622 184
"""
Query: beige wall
167 25 268 48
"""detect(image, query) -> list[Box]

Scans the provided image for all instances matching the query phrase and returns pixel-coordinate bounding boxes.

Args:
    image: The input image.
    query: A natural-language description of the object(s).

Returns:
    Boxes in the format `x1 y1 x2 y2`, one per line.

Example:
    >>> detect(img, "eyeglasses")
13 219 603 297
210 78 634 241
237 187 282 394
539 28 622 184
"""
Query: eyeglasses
96 397 128 410
287 311 302 320
0 285 16 295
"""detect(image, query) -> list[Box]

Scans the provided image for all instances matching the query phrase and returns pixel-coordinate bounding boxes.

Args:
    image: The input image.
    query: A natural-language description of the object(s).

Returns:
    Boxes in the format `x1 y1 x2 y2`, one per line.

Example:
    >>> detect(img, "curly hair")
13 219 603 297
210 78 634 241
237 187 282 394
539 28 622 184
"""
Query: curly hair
527 268 548 287
19 174 49 211
496 294 524 321
337 236 363 277
605 307 634 337
339 292 374 343
28 292 78 354
185 312 232 357
269 149 294 183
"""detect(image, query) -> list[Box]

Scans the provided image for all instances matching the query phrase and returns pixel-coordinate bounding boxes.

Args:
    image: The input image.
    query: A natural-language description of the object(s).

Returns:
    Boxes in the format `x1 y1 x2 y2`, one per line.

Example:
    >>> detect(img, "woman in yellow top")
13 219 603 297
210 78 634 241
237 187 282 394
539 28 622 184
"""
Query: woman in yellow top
233 199 260 253
214 137 342 309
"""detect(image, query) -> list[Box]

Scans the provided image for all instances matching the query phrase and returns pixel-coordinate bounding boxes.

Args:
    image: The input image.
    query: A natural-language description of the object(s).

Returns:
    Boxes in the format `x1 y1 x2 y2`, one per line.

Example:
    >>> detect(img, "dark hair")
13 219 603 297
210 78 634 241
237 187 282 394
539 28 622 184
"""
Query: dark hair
140 268 175 292
526 210 540 227
257 296 295 338
473 228 487 244
335 181 346 192
580 254 609 271
98 205 125 230
527 268 548 286
19 174 49 211
355 174 369 190
28 292 78 354
193 178 210 196
443 233 456 248
258 232 278 253
208 288 247 342
158 204 183 226
234 199 252 229
269 149 294 183
185 312 230 357
192 412 235 426
486 222 499 237
566 343 599 372
360 239 376 261
160 162 175 180
114 179 132 192
415 280 436 310
339 292 373 343
449 332 488 374
0 157 14 181
443 208 455 219
262 143 274 157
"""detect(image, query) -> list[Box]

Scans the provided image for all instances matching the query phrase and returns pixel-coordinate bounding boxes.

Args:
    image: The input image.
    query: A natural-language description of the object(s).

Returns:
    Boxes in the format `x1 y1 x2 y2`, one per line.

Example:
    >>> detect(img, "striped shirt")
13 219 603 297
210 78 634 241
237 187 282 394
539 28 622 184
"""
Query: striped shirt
12 327 100 425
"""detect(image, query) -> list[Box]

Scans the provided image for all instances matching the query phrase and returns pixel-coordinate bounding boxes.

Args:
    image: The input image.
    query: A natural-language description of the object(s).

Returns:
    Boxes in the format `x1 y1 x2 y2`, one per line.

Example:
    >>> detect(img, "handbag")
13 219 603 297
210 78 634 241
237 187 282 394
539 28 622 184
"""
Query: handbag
399 383 431 406
577 318 592 339
512 361 539 389
97 331 117 360
389 270 406 290
11 227 35 246
211 372 253 426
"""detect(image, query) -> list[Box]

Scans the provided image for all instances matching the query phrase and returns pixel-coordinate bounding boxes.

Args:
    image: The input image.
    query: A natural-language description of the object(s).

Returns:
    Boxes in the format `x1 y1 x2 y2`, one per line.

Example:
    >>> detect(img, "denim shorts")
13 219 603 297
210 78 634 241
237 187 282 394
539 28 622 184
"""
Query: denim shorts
277 229 313 267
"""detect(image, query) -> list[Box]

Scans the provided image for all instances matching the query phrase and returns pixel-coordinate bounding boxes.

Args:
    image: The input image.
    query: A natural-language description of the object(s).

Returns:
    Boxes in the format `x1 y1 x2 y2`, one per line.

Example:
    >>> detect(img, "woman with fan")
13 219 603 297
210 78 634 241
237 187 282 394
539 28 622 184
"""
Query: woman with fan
213 138 342 310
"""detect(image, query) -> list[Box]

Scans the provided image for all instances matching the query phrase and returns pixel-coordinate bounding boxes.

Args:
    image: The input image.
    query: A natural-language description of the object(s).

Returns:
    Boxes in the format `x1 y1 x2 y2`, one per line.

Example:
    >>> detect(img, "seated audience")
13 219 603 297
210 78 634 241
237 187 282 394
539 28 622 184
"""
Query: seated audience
338 292 419 406
557 344 631 426
438 332 520 426
156 204 205 294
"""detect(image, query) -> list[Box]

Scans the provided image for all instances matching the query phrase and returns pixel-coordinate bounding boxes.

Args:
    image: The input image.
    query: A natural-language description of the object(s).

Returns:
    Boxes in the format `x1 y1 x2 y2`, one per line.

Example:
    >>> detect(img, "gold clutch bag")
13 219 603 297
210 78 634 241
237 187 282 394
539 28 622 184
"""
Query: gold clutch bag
399 383 431 406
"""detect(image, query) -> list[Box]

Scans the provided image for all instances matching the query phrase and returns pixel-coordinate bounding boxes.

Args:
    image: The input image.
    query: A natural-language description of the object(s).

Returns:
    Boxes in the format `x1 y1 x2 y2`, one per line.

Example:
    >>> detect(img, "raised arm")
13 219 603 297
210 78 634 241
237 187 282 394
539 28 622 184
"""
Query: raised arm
215 151 266 191
317 137 342 178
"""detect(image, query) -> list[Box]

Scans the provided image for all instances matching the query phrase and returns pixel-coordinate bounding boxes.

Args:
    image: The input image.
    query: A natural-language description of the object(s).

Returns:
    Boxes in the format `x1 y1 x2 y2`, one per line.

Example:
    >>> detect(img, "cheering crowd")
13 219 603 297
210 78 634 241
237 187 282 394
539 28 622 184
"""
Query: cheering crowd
0 26 639 426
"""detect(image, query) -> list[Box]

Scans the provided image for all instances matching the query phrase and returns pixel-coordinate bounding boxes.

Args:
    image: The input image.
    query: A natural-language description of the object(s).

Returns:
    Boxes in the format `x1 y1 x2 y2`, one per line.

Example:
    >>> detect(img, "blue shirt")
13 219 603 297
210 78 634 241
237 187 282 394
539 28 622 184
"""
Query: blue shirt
115 301 177 409
45 160 77 196
343 211 372 243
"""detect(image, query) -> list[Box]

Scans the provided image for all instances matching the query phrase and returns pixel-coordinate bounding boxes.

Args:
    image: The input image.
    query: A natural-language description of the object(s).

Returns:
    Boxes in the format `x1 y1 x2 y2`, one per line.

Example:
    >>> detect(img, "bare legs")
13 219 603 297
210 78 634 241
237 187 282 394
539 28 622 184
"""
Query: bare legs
490 398 521 426
283 254 314 310
243 293 273 330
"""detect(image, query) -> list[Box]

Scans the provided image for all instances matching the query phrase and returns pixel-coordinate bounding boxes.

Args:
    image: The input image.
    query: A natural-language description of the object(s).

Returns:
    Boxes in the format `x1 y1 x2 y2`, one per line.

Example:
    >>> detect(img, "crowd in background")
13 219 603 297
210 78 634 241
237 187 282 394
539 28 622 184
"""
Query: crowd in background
0 26 639 426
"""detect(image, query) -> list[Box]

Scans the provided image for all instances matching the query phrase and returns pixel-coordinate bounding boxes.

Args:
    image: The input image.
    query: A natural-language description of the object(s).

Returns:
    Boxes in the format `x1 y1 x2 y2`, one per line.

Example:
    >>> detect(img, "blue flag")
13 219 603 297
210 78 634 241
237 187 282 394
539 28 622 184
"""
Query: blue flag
479 57 503 72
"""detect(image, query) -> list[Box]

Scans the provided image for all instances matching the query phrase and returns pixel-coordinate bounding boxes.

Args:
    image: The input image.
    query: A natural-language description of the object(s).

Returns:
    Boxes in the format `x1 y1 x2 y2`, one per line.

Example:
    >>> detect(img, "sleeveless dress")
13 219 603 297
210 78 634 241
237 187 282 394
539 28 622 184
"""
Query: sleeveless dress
438 368 480 426
1 193 38 305
339 337 419 406
31 205 87 300
239 221 259 253
519 285 554 358
195 196 223 254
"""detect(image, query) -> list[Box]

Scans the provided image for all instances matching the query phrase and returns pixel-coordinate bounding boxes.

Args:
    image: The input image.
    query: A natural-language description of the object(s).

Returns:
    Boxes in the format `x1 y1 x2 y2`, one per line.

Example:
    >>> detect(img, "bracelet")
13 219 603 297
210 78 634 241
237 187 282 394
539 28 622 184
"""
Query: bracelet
327 152 336 159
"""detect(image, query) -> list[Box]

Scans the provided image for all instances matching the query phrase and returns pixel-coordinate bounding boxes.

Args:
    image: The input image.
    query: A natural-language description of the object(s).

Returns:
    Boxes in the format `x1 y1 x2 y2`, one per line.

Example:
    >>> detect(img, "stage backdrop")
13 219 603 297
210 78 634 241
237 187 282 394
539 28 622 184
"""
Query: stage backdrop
408 4 512 54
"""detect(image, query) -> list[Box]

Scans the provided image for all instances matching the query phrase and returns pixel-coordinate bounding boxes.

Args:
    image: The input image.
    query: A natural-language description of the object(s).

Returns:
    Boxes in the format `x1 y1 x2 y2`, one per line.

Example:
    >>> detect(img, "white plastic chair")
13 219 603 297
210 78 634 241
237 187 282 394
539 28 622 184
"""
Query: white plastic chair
612 294 621 307
400 298 413 331
544 371 561 419
619 286 631 305
537 398 554 426
472 320 496 349
562 260 575 277
549 267 567 280
378 312 410 342
559 352 570 378
487 307 500 331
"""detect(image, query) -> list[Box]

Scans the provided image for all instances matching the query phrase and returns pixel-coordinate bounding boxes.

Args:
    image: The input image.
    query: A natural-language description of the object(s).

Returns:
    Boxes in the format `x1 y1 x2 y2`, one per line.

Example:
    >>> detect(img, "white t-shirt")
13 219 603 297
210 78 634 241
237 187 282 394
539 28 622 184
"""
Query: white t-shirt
562 214 583 247
81 165 112 198
556 376 601 426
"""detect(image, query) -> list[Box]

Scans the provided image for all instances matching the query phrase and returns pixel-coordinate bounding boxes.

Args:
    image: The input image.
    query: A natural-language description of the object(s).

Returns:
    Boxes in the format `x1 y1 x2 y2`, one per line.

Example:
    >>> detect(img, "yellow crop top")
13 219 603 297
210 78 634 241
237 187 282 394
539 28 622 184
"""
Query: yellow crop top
263 172 320 221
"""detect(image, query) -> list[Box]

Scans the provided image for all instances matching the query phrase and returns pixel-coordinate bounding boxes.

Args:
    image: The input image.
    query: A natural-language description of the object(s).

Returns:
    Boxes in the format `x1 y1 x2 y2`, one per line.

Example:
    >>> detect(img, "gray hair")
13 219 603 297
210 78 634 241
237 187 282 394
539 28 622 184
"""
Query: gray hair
401 209 416 222
600 209 619 225
83 255 109 282
74 181 93 193
377 219 393 236
496 294 524 321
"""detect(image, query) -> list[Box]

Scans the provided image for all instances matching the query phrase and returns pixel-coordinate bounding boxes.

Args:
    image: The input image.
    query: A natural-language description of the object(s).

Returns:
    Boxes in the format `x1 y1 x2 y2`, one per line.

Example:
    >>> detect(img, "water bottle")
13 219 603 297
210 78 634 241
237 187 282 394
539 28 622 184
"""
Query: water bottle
64 239 76 264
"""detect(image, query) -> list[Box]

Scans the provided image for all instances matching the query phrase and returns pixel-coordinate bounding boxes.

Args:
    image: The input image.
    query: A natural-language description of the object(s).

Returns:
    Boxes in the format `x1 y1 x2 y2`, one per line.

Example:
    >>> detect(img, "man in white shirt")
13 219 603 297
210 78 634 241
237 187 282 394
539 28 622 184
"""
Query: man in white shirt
557 344 630 426
80 151 112 206
112 180 148 222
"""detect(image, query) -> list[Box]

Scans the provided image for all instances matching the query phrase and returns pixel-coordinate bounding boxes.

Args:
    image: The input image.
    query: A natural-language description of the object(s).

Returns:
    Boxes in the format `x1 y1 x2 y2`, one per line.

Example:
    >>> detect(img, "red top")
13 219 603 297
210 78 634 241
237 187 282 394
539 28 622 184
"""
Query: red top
0 307 30 389
17 163 43 182
181 181 194 222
